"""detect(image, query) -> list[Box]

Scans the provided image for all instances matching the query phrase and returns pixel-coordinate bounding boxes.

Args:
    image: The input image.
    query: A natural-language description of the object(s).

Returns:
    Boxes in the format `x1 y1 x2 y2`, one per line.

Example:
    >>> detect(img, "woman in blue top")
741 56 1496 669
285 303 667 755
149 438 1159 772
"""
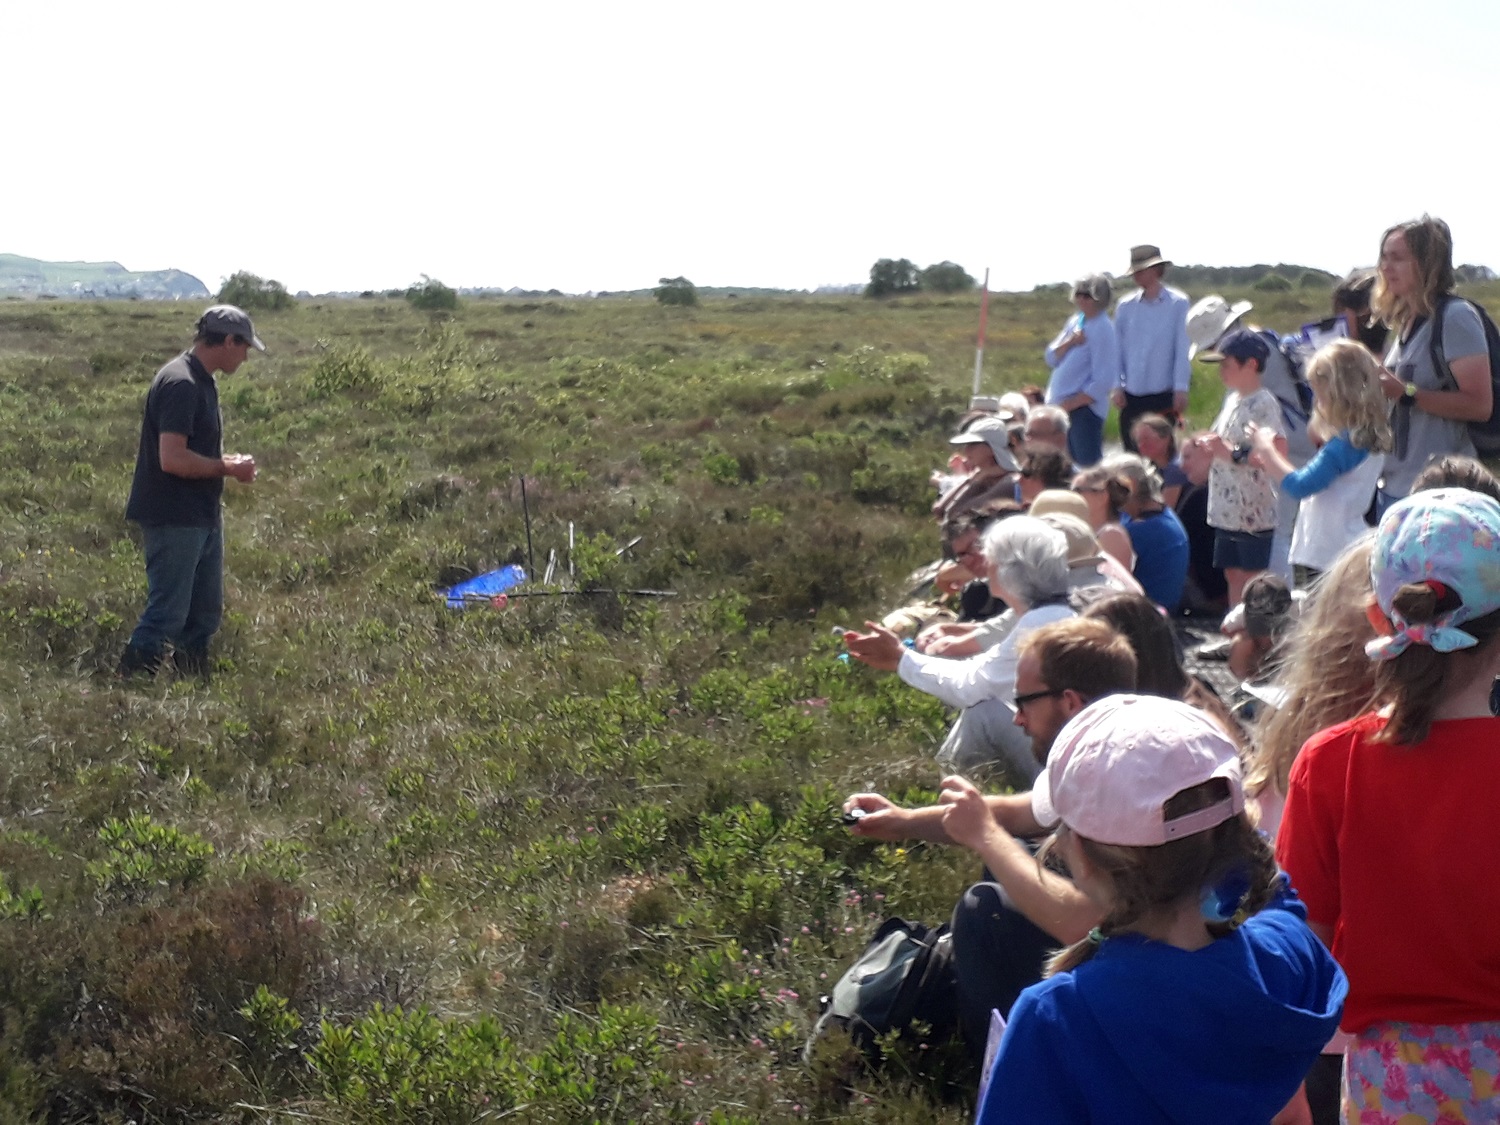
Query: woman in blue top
1249 339 1393 590
942 694 1345 1125
1045 274 1119 469
1129 412 1190 509
1107 453 1189 614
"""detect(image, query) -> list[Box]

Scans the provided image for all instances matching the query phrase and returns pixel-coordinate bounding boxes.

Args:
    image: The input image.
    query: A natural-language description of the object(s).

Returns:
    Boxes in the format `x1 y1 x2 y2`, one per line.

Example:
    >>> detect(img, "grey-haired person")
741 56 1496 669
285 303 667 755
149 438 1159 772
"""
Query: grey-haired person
118 305 263 679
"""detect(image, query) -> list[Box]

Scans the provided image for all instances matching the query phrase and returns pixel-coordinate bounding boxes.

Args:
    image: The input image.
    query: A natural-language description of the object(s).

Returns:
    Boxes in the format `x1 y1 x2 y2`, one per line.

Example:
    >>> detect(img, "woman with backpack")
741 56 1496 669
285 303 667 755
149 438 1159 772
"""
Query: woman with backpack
1372 215 1493 514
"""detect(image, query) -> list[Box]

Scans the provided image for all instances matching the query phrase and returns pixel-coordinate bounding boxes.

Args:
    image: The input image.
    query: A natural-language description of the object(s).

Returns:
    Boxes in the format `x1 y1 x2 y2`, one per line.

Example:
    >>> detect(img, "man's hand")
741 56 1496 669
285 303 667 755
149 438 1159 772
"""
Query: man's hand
1173 391 1189 415
1110 388 1126 409
222 453 257 483
843 621 905 672
938 775 1000 853
841 794 911 841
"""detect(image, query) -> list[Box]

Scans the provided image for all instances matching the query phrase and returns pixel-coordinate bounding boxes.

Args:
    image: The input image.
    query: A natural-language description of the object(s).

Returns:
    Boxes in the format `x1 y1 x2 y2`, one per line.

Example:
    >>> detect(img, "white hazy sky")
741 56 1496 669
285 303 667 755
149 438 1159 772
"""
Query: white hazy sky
8 0 1498 295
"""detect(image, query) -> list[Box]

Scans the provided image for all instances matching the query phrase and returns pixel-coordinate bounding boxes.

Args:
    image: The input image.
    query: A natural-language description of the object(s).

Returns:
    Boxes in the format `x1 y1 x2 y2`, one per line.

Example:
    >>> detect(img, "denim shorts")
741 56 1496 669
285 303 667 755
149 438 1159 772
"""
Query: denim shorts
1213 528 1273 570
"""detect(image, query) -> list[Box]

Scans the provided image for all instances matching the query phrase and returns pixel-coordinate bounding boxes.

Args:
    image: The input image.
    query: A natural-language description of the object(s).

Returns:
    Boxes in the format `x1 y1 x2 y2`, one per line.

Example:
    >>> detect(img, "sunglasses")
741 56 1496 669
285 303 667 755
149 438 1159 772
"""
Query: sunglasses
1012 688 1063 711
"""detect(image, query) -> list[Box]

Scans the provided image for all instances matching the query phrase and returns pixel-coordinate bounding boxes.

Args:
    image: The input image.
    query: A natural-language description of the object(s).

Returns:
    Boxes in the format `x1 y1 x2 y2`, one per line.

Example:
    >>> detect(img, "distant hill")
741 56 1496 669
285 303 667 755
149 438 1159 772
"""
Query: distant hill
0 254 210 300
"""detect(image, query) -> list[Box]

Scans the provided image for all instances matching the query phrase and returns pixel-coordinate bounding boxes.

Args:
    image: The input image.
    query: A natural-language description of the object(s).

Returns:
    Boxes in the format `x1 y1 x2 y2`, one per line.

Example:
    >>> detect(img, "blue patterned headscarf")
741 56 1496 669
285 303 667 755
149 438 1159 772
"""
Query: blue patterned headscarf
1366 488 1500 661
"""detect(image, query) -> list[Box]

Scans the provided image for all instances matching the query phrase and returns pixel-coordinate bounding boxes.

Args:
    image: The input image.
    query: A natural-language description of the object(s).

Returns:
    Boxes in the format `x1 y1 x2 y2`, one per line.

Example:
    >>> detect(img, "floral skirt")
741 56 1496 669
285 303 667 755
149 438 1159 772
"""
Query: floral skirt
1343 1020 1500 1124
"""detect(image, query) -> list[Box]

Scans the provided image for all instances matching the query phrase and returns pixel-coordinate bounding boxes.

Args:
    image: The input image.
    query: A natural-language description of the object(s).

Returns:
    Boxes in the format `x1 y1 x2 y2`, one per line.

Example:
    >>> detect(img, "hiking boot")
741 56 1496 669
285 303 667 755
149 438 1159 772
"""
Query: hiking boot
171 647 212 683
116 645 163 679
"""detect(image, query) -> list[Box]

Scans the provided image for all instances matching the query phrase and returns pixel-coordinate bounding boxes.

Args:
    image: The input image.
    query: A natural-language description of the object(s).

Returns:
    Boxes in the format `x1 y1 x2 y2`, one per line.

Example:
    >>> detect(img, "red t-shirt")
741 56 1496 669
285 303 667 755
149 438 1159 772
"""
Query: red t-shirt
1277 712 1500 1033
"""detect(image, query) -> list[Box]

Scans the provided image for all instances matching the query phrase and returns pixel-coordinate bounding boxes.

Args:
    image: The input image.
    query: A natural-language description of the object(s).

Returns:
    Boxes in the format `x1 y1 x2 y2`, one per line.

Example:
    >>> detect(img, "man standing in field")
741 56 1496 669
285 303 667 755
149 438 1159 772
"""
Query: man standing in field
1111 245 1192 452
117 305 262 680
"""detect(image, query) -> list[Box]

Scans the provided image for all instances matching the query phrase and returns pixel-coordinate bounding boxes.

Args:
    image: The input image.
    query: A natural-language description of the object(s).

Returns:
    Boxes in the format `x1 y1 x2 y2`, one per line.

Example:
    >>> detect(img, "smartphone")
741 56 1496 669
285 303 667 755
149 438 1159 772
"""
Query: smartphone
840 808 868 826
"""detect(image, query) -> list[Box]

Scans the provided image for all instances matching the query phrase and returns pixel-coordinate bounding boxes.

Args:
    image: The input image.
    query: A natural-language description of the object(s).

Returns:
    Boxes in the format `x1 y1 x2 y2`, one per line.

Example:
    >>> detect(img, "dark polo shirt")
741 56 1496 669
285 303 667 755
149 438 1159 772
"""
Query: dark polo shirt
125 351 224 527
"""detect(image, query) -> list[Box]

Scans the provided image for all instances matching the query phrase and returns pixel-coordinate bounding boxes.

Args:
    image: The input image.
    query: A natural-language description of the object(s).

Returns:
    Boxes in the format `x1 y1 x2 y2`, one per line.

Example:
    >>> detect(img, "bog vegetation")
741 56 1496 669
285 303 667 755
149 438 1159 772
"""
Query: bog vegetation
0 281 1489 1122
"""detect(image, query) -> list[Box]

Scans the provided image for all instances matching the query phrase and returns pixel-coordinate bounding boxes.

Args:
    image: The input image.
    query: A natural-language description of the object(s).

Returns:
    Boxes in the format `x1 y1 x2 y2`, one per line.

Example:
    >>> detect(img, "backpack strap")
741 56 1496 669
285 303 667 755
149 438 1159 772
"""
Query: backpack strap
1428 294 1457 390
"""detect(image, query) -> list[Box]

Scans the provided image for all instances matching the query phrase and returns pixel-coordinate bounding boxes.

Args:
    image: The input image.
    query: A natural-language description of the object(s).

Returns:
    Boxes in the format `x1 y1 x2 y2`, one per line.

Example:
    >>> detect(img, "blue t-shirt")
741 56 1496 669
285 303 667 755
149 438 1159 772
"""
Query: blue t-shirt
1122 507 1189 612
976 886 1346 1125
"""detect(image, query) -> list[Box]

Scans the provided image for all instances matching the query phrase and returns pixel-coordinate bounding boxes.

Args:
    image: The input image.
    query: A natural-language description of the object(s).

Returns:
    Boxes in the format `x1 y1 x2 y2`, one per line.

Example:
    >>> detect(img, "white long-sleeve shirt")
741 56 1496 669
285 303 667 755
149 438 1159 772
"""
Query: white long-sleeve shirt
897 604 1074 709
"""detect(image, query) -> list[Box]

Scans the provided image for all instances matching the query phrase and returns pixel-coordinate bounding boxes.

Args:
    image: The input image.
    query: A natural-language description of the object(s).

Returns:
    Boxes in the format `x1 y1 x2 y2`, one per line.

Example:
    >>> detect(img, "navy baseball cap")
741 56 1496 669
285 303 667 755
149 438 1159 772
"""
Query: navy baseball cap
1198 327 1269 366
196 305 266 352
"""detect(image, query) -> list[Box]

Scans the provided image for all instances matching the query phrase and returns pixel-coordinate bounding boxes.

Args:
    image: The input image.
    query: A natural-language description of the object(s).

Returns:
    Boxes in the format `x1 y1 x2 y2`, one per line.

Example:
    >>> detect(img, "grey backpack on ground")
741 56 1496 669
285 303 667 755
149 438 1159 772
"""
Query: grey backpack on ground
805 916 957 1062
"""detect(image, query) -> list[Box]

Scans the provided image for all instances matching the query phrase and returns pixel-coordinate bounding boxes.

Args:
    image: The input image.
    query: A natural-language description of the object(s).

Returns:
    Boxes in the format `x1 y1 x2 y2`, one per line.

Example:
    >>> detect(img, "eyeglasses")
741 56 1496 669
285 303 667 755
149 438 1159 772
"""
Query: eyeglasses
1012 688 1063 711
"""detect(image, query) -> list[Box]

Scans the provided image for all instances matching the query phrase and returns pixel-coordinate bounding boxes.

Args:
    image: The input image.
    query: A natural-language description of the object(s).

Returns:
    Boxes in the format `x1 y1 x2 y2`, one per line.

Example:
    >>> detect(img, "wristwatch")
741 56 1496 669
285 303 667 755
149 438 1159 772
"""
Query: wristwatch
1402 382 1419 403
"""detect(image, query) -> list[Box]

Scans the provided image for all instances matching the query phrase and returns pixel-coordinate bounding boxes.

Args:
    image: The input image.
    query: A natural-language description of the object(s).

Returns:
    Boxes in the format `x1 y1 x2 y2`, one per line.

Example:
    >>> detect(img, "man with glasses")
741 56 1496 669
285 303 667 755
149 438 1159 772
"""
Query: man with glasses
118 305 264 680
842 616 1137 1063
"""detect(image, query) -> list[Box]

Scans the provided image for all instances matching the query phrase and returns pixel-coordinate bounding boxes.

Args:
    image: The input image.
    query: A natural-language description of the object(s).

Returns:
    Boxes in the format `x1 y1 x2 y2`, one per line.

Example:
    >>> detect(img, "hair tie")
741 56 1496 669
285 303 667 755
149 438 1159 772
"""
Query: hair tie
1200 867 1251 925
1086 927 1105 946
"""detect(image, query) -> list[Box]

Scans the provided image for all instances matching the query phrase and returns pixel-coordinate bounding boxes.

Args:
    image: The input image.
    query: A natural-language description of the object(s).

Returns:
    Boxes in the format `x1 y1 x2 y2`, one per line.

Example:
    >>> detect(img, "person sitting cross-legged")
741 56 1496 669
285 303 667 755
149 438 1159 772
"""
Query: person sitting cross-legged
843 616 1139 1064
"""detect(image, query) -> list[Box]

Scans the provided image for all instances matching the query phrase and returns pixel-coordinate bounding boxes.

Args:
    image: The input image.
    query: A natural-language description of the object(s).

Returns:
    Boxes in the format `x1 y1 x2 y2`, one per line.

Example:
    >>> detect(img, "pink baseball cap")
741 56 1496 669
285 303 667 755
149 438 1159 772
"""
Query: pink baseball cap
1031 694 1244 846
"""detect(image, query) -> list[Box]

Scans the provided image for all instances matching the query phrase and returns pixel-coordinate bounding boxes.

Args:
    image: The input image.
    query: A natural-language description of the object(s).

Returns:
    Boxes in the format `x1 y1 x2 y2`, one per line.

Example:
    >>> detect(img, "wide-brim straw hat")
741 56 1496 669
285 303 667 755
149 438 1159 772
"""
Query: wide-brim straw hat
1122 244 1172 275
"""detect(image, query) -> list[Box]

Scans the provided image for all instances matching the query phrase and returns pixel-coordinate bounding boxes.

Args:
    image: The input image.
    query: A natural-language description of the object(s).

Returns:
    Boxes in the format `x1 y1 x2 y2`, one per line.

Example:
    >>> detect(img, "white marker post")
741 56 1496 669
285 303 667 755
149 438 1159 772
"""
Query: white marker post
972 268 991 399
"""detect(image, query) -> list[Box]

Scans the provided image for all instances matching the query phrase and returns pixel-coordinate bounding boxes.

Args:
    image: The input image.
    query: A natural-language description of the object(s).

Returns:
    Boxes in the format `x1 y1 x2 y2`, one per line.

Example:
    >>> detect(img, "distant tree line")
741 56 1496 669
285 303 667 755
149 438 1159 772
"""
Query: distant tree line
865 259 975 298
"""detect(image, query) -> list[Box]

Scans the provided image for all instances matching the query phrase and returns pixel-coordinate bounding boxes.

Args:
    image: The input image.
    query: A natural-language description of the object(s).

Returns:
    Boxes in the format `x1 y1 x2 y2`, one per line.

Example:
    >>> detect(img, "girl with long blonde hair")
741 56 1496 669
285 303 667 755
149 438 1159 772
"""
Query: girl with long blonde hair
1248 339 1391 588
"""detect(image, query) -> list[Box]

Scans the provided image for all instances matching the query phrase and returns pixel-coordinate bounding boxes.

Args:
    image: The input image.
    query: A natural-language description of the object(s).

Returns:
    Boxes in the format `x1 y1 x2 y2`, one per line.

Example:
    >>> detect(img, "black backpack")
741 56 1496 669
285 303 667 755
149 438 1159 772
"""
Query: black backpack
805 917 957 1062
1427 294 1500 454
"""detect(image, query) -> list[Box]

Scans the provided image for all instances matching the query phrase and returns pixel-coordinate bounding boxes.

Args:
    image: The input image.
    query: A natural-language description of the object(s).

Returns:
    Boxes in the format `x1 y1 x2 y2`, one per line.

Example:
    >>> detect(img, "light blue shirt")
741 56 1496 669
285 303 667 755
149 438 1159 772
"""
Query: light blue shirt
1045 311 1118 420
1115 284 1191 396
1279 431 1368 500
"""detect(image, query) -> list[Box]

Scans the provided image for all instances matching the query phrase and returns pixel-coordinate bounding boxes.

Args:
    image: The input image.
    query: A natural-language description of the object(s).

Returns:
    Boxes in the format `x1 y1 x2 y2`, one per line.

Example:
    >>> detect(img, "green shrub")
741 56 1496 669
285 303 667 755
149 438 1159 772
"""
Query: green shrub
406 276 460 311
308 344 381 398
307 1005 521 1123
217 271 294 311
86 813 214 901
919 261 975 293
1252 271 1293 292
654 276 698 306
865 258 919 298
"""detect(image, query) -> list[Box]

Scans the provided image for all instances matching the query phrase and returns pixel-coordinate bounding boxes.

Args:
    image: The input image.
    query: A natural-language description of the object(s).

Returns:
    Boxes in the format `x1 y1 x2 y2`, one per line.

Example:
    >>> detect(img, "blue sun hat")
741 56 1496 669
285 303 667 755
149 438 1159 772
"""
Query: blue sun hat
1365 487 1500 660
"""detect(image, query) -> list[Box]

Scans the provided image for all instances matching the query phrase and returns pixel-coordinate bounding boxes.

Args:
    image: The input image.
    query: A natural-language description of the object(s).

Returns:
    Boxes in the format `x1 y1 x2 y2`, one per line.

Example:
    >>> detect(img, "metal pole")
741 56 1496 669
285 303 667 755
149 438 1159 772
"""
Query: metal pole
520 476 535 576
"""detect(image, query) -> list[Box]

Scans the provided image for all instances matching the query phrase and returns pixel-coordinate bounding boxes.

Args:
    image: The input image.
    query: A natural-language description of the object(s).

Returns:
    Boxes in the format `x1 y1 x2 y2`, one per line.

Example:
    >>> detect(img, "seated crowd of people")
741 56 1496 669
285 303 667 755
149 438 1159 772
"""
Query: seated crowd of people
833 221 1500 1123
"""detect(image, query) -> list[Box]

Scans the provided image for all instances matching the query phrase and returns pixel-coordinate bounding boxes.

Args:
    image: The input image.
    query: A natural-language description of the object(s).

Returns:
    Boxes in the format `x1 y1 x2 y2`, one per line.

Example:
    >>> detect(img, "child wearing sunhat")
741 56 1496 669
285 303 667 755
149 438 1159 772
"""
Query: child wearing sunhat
1277 488 1500 1123
944 693 1345 1123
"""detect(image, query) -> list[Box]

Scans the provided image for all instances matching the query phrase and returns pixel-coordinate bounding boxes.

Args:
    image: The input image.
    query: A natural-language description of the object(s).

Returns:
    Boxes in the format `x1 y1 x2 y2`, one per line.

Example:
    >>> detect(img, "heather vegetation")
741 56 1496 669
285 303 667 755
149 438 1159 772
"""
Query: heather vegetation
1 282 1493 1121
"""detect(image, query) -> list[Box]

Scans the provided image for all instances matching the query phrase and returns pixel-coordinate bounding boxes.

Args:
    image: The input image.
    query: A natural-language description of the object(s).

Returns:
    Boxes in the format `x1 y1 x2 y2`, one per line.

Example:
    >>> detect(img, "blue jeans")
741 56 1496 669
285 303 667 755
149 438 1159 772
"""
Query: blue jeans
127 524 223 656
1067 406 1105 468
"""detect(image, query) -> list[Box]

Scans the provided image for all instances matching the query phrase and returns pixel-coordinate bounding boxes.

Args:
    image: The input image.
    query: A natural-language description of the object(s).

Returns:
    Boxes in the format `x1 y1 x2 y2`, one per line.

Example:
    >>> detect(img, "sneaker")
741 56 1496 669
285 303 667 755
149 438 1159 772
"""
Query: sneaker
171 648 212 683
116 645 163 679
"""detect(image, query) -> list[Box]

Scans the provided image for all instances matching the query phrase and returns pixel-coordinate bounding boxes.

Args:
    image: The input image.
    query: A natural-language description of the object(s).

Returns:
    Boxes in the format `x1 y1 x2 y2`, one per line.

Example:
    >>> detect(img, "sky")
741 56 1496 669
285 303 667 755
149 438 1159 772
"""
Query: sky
8 0 1499 295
